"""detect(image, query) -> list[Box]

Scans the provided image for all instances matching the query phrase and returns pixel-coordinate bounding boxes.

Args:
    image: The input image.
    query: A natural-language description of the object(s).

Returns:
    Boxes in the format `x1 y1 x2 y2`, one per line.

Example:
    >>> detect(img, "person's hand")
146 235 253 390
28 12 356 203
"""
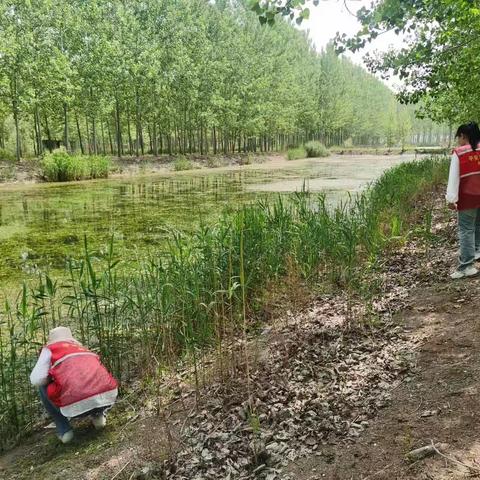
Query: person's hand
448 202 457 211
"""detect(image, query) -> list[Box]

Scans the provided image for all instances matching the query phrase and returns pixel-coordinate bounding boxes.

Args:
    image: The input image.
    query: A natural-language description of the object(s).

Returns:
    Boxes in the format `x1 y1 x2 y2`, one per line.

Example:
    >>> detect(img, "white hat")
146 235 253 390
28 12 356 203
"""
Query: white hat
47 326 75 345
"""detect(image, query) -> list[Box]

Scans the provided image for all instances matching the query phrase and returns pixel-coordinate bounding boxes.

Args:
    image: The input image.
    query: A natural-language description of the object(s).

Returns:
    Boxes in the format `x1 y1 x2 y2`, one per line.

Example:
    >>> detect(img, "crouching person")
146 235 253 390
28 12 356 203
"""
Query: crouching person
30 326 118 444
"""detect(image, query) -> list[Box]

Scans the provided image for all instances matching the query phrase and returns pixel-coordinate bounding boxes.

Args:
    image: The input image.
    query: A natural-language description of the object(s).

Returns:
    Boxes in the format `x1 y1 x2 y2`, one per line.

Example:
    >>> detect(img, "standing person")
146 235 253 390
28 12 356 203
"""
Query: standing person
447 121 480 279
30 326 118 443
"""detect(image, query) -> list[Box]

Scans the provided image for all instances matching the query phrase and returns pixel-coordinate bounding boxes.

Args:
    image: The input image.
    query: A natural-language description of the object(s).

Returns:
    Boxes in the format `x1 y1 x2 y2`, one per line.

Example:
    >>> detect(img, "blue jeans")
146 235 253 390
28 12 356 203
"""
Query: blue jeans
39 386 72 436
458 208 480 270
39 386 109 436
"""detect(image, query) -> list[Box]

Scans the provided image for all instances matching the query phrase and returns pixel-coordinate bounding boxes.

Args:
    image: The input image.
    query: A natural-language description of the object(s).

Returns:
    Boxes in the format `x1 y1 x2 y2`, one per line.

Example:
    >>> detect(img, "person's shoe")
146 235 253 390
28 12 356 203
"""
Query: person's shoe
58 430 74 444
91 413 107 429
475 251 480 261
450 266 479 279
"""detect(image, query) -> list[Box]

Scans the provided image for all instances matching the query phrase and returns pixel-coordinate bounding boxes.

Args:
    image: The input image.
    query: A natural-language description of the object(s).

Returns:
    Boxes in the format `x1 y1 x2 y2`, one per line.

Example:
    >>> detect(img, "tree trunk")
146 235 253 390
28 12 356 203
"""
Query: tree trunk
44 114 52 143
153 121 158 156
92 117 97 154
85 117 91 154
32 115 38 157
107 122 114 154
115 95 123 158
127 106 133 155
147 124 153 153
0 120 6 148
63 102 70 152
76 114 84 154
101 121 106 154
183 108 187 154
34 106 43 155
12 106 21 161
135 87 140 157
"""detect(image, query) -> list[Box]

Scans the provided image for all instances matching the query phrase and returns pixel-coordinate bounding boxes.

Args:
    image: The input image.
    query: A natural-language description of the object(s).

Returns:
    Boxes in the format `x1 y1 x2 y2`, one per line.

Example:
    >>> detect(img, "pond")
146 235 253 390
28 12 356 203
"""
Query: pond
0 154 415 291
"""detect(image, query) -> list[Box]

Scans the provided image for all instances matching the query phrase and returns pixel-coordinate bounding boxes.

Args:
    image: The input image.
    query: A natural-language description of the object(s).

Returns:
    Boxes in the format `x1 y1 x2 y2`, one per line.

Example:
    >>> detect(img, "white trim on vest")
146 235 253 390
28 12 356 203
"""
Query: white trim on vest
60 388 118 418
460 171 480 179
52 351 98 368
457 147 473 156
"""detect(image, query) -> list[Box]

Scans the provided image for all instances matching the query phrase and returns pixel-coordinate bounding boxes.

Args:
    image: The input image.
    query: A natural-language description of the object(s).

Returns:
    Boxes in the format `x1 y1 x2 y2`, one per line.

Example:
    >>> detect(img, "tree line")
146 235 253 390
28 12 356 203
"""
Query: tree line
0 0 446 162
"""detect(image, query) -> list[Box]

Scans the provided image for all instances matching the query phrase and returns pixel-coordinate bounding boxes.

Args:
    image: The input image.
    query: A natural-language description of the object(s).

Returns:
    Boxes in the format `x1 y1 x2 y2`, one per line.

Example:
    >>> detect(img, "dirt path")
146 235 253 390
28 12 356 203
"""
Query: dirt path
288 229 480 479
2 193 478 480
288 283 480 479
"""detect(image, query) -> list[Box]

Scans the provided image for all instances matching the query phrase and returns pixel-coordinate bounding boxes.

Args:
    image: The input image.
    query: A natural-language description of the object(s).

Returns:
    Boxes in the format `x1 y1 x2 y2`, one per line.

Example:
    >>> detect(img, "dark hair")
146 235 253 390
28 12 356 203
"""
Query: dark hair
456 121 480 151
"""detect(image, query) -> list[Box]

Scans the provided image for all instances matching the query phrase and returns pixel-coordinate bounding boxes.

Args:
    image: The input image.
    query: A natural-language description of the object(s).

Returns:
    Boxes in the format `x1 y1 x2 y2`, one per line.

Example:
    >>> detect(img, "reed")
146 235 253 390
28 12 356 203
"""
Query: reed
40 150 111 182
0 157 448 450
287 147 307 160
173 155 194 171
304 141 329 158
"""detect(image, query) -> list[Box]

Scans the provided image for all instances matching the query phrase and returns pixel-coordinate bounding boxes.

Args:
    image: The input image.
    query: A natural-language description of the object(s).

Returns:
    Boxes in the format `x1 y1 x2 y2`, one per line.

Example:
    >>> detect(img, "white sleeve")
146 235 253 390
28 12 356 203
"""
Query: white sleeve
446 153 460 204
30 347 52 387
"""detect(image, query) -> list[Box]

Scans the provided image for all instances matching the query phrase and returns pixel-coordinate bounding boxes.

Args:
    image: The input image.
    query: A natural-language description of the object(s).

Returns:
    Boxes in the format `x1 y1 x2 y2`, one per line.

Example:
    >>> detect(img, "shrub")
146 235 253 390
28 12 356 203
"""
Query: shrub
0 148 16 163
40 150 110 182
287 147 307 161
305 141 329 158
174 155 194 171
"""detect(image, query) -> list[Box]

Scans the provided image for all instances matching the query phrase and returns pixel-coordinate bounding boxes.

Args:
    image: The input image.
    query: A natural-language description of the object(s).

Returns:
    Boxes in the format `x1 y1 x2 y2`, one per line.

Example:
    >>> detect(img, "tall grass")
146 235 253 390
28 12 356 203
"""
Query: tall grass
173 155 194 171
287 147 307 161
0 157 448 450
40 150 111 182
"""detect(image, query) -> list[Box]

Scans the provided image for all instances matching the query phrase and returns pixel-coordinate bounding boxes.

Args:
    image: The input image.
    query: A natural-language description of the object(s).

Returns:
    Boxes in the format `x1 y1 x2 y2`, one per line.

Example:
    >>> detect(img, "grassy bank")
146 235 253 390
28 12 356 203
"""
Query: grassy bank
0 157 448 450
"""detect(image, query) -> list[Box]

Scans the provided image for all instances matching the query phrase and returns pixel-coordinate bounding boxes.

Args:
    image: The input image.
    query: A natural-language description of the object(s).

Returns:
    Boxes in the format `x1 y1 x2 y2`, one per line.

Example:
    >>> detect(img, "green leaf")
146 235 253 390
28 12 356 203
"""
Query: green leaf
300 8 310 20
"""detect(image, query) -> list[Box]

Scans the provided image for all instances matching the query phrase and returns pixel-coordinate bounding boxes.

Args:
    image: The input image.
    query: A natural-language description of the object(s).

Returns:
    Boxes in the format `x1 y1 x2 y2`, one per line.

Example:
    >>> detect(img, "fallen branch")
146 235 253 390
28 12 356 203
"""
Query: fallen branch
110 460 131 480
429 440 480 473
406 443 448 462
362 463 393 479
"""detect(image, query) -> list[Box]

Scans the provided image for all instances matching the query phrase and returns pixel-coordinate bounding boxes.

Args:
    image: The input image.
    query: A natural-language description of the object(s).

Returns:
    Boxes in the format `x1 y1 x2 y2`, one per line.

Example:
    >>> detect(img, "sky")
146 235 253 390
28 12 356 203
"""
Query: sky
298 0 406 89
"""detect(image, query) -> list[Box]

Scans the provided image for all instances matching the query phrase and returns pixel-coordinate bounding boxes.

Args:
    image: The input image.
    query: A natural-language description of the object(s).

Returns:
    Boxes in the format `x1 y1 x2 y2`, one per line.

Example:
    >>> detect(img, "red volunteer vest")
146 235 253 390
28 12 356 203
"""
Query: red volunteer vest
455 143 480 210
46 341 118 408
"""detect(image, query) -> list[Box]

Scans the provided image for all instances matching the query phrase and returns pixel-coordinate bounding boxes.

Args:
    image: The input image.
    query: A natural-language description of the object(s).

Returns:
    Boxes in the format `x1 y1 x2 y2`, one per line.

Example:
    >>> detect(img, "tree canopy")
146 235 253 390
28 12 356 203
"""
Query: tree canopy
335 0 480 124
0 0 443 161
251 1 479 125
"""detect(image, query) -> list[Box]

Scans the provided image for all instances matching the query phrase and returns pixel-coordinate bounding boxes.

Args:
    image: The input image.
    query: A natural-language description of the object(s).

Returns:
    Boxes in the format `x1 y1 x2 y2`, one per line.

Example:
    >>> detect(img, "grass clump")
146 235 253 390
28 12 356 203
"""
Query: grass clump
0 157 449 450
40 150 111 182
173 155 194 171
206 156 222 168
287 147 307 160
305 141 329 158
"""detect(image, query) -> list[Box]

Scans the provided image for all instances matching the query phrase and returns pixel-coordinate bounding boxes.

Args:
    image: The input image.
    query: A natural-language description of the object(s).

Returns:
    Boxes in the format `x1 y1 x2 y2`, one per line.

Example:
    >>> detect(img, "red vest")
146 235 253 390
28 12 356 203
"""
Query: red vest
455 144 480 210
46 341 118 408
